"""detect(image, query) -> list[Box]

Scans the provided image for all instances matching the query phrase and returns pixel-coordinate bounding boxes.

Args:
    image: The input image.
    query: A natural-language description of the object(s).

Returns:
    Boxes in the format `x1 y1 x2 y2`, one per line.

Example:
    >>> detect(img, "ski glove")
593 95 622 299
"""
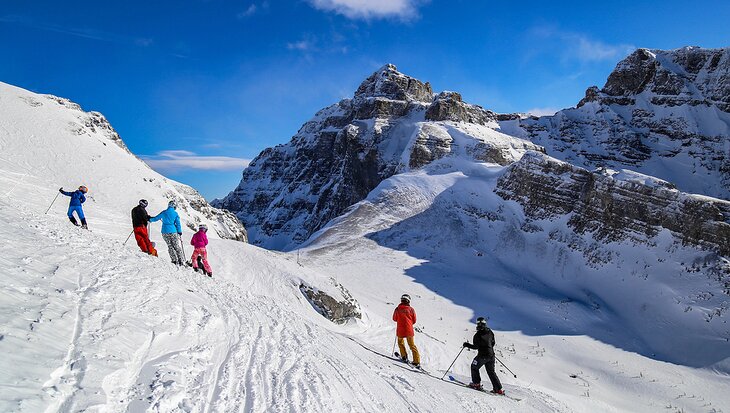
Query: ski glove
59 187 63 192
177 232 183 236
463 342 470 348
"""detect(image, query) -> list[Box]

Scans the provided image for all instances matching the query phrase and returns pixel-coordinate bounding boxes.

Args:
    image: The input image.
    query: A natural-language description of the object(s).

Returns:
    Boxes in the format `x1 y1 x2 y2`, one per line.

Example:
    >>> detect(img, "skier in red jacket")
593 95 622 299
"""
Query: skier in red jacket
392 294 421 367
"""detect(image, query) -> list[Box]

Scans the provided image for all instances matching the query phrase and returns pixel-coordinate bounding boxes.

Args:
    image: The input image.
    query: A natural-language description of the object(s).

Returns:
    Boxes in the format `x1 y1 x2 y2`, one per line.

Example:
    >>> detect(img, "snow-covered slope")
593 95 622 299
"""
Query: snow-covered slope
214 65 541 250
499 46 730 200
298 152 730 411
1 134 568 413
0 81 247 241
3 129 729 413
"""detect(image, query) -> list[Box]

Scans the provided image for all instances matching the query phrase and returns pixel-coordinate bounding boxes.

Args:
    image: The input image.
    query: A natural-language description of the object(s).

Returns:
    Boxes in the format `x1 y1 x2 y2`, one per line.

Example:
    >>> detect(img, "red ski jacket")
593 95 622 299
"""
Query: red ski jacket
393 303 417 338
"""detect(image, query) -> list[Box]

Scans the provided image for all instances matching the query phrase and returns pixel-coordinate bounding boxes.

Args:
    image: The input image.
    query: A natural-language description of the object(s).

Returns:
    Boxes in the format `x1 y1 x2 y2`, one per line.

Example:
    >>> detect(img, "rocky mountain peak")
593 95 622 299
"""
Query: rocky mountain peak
602 48 658 96
500 45 730 200
215 64 540 249
354 63 433 103
600 46 730 110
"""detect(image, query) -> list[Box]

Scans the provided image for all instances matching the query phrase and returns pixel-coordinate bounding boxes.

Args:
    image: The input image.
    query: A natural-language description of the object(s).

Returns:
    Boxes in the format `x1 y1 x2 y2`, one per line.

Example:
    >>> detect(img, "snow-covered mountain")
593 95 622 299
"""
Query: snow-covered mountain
2 70 730 412
0 81 247 241
499 46 730 200
213 64 542 250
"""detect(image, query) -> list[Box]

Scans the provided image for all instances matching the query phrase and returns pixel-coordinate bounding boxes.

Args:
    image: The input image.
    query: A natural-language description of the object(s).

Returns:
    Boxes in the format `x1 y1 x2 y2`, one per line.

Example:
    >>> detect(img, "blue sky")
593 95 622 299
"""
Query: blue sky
2 0 728 199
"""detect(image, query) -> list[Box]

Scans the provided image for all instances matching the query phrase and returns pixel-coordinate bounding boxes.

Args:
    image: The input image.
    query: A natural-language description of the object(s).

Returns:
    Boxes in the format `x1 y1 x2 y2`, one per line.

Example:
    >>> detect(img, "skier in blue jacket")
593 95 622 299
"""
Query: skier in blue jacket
150 200 185 266
59 186 88 229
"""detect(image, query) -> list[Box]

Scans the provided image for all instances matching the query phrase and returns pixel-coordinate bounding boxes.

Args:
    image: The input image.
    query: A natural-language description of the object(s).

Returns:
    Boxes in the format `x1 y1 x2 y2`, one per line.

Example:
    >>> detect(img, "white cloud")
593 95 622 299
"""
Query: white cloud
158 150 196 157
525 107 559 117
237 1 269 19
528 26 635 64
0 15 154 47
237 4 258 18
572 36 635 62
308 0 424 20
142 151 251 173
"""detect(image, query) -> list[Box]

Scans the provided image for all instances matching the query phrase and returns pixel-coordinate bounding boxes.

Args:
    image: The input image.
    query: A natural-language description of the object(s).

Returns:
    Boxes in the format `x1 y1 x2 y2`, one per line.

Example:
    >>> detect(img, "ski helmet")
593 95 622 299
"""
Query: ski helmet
476 317 487 330
400 294 411 303
78 185 88 193
199 223 208 232
168 200 177 208
139 199 148 207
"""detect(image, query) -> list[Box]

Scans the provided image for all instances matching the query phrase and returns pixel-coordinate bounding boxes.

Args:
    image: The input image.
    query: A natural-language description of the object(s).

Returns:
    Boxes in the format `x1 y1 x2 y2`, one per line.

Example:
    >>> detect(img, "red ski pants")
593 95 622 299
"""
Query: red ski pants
134 226 157 256
191 247 212 274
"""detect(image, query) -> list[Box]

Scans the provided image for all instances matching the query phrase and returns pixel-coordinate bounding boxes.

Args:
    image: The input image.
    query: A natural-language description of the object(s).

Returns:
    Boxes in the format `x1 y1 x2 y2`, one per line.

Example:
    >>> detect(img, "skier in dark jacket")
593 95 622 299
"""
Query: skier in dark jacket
59 186 88 229
463 317 504 394
131 199 157 256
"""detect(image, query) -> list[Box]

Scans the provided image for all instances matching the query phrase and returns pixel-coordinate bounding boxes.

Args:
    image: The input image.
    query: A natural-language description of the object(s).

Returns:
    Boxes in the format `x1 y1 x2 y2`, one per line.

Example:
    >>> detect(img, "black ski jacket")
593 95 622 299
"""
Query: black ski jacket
465 328 495 358
131 205 151 228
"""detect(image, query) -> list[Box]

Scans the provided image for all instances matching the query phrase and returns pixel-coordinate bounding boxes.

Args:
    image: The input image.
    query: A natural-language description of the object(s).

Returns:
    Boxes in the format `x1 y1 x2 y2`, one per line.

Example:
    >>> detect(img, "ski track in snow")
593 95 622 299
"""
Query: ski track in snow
0 192 571 412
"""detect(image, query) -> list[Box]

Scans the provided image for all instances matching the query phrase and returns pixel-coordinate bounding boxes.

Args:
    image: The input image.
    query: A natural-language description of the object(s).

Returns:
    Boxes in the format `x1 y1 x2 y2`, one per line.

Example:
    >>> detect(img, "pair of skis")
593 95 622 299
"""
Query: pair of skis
446 374 521 401
347 337 521 402
393 351 521 401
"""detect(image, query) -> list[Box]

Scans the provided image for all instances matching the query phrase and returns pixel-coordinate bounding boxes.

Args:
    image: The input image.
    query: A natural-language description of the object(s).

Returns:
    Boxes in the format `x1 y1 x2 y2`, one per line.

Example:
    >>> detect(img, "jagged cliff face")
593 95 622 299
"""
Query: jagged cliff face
496 152 730 262
499 47 730 200
215 64 541 250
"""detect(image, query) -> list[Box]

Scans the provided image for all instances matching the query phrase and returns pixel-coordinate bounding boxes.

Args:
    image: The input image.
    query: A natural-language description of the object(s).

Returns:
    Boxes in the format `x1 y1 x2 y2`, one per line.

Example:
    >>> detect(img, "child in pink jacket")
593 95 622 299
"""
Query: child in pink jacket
190 224 213 276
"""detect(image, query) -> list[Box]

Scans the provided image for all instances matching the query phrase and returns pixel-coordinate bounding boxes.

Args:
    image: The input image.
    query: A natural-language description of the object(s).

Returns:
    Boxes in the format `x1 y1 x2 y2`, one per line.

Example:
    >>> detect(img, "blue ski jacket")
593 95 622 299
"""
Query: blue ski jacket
60 189 86 206
150 206 182 234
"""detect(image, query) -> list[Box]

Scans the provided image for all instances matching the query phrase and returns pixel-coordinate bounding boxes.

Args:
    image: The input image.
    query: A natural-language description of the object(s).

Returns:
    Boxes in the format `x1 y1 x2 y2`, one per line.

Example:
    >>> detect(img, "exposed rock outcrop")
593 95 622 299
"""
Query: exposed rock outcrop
502 46 730 200
496 152 730 258
300 282 361 324
425 91 496 125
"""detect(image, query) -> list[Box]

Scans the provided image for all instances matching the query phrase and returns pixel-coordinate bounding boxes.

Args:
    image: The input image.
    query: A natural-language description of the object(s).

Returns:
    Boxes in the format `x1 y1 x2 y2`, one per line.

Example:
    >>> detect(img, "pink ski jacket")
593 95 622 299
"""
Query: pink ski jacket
190 230 208 249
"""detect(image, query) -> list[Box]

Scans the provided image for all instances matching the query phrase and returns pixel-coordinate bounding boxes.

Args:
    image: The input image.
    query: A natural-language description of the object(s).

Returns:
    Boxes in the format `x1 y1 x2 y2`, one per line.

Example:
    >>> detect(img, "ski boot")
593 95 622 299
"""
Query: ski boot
490 389 505 395
80 218 88 230
467 383 483 391
69 216 80 226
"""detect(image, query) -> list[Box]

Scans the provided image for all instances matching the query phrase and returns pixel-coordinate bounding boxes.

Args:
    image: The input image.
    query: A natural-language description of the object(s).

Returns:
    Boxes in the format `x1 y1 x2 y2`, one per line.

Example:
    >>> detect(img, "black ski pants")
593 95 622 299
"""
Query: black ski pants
471 355 502 391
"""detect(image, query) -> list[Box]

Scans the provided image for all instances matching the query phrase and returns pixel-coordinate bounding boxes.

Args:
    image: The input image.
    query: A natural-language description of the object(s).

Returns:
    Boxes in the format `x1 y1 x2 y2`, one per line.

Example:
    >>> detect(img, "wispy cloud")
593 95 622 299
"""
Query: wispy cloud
571 36 635 62
307 0 426 20
525 107 559 117
237 1 270 19
527 26 635 64
141 150 251 173
287 39 314 51
0 15 153 47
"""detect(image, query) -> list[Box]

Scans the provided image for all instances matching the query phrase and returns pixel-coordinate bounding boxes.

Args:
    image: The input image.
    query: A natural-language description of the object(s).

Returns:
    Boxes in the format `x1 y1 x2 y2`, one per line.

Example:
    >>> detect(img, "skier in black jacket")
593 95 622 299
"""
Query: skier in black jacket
463 317 504 394
131 199 157 256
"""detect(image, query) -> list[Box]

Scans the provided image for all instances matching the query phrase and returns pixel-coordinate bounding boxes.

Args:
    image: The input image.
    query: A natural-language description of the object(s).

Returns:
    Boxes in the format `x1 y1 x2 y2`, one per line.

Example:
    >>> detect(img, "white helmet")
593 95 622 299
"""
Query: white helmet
400 294 411 303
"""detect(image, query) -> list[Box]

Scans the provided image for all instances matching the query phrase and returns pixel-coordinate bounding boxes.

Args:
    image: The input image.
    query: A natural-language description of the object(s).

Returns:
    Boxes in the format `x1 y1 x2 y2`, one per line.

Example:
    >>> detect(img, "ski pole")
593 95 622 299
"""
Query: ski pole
45 192 60 214
179 234 186 260
441 347 465 379
123 230 134 245
496 355 517 378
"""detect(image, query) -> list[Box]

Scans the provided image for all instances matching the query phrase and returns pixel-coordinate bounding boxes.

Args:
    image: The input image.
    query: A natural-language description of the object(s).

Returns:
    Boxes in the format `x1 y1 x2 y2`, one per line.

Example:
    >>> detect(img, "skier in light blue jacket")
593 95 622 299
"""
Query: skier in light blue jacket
150 200 185 265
